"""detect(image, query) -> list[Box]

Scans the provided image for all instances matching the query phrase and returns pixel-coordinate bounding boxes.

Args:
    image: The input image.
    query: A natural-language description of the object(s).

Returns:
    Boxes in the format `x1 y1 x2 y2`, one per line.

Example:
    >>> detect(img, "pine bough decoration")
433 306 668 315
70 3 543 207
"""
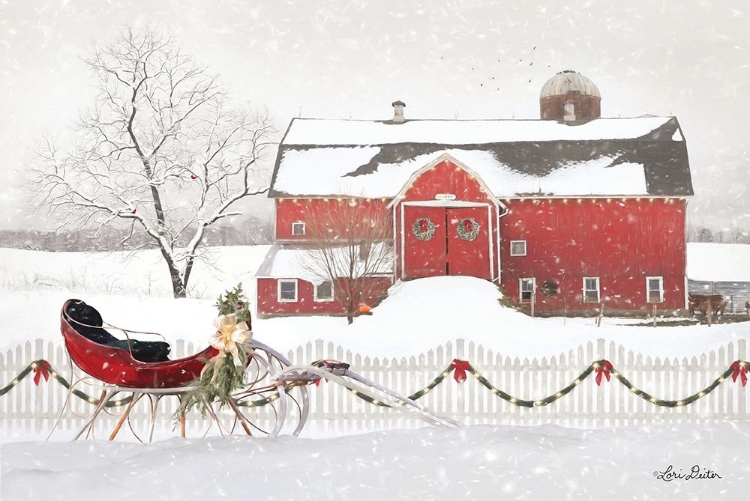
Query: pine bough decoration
412 217 436 241
3 357 748 414
178 284 253 418
456 218 480 241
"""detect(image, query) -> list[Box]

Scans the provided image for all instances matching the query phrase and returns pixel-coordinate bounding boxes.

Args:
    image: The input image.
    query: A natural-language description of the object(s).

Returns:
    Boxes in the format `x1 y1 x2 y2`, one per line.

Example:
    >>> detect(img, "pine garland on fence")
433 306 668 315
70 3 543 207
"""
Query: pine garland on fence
314 359 749 409
2 358 748 413
0 360 134 407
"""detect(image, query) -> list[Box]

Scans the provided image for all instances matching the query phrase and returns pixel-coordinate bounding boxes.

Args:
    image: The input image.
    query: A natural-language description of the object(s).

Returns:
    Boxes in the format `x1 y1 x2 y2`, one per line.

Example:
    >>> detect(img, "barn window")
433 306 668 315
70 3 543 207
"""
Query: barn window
510 240 527 256
519 278 535 303
583 277 600 303
646 276 664 303
278 279 298 302
291 222 306 236
314 281 334 302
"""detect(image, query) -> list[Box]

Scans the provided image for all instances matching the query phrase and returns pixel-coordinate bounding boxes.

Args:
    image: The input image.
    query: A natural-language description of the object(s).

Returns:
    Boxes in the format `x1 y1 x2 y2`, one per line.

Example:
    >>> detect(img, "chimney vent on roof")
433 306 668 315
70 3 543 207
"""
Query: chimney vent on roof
392 100 406 123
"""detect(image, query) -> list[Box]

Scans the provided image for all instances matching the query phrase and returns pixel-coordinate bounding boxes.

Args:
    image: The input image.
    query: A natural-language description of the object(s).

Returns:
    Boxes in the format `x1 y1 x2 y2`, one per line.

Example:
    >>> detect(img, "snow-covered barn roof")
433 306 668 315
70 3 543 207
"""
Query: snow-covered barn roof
268 116 693 198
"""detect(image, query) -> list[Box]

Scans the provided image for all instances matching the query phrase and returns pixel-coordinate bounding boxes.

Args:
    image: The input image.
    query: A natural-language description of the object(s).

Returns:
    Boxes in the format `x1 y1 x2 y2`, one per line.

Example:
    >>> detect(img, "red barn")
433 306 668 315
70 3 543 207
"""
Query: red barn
256 71 693 317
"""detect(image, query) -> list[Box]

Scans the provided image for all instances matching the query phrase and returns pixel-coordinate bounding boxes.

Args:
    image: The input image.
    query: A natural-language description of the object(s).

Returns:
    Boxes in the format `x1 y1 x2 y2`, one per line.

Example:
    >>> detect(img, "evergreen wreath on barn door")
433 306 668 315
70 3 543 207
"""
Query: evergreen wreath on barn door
456 218 480 241
412 217 436 241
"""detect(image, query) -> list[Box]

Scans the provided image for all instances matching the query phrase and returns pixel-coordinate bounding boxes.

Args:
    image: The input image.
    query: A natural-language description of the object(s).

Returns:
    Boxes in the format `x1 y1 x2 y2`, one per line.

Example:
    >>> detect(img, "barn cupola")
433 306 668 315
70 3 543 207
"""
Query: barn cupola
391 100 406 123
539 70 601 121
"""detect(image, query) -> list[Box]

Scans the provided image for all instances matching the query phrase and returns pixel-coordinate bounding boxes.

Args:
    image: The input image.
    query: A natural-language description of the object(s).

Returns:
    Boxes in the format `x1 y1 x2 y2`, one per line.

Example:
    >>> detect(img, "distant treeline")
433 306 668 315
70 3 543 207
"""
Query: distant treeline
0 217 273 252
0 221 746 251
687 225 750 244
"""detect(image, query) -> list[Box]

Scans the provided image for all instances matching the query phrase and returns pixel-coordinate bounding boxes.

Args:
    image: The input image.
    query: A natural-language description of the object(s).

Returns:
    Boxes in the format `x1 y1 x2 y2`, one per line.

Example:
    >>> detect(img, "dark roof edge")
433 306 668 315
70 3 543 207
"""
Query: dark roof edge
286 115 678 124
254 244 281 277
268 118 299 196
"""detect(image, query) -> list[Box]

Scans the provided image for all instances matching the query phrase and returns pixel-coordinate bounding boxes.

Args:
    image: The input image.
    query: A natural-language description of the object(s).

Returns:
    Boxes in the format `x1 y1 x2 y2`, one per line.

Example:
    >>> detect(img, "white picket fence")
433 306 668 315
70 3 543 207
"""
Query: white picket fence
1 338 748 437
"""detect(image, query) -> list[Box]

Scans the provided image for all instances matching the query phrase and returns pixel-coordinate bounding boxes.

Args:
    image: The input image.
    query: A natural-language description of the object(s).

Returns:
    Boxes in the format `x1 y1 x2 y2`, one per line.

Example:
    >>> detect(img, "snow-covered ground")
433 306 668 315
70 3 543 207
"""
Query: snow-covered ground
3 423 749 500
1 245 749 359
1 244 750 500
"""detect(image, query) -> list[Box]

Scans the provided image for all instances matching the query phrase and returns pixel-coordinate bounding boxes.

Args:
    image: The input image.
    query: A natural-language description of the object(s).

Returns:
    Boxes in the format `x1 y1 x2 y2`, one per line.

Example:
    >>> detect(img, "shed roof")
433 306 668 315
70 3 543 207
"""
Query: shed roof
255 243 394 283
269 116 693 198
687 243 750 282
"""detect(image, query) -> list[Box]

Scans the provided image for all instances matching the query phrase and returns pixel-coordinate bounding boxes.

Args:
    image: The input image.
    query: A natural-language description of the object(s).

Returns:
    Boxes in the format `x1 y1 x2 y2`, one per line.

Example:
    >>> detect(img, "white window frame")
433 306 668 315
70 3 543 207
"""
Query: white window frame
314 281 334 302
646 276 664 303
277 279 298 303
519 277 535 304
291 221 306 236
510 240 527 257
583 277 600 303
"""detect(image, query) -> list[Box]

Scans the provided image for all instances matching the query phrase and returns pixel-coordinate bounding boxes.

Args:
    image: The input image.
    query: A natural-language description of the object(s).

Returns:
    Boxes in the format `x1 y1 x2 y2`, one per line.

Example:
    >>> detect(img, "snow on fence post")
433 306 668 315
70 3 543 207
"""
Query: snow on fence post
175 339 185 360
727 343 735 417
0 348 6 420
22 341 32 420
34 339 44 431
739 339 747 419
456 338 465 418
717 345 726 418
314 340 324 421
586 341 594 422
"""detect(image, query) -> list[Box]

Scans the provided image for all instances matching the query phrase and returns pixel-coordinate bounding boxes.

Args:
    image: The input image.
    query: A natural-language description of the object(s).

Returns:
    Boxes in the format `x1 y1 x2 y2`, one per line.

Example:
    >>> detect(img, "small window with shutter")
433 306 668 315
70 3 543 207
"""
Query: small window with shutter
519 278 535 303
278 279 298 302
314 281 334 302
583 277 600 303
646 276 664 303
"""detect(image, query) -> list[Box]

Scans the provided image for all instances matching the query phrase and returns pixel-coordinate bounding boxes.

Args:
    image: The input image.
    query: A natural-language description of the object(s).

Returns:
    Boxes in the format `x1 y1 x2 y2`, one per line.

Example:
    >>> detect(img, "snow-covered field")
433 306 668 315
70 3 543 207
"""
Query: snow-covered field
1 245 750 500
3 423 749 500
1 246 749 360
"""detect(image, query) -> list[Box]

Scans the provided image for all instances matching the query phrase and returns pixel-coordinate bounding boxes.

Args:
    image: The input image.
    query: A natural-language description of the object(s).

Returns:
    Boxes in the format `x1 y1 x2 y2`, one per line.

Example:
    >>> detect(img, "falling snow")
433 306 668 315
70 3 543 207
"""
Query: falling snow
2 1 750 499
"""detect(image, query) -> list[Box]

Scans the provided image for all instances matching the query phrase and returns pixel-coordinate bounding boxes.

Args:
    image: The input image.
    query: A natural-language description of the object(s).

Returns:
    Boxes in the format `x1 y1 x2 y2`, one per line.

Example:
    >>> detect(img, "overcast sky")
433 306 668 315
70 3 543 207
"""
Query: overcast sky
1 0 748 231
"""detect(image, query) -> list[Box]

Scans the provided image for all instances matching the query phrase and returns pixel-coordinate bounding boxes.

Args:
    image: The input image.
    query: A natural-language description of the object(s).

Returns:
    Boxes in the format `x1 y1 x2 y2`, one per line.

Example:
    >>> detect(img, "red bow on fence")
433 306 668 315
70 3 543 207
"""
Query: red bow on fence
731 361 748 387
33 361 51 386
451 359 470 384
595 361 613 386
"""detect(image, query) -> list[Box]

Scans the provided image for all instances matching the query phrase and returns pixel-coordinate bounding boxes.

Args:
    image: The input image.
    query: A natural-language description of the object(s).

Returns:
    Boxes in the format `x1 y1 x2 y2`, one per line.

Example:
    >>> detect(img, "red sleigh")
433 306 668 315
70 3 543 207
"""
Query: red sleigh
61 299 219 388
57 299 453 442
58 298 312 441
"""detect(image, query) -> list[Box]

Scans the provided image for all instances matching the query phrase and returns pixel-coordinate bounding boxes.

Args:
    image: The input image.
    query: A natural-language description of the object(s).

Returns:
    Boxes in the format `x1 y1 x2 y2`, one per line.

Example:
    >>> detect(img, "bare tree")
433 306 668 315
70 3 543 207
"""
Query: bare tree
300 200 393 324
27 27 274 297
687 225 715 243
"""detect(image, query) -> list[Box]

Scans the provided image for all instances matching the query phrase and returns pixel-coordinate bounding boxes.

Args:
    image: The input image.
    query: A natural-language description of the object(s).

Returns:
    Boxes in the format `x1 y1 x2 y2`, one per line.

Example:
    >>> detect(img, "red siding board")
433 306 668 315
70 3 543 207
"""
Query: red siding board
403 205 447 278
446 207 491 279
275 198 391 240
257 277 392 317
500 198 686 312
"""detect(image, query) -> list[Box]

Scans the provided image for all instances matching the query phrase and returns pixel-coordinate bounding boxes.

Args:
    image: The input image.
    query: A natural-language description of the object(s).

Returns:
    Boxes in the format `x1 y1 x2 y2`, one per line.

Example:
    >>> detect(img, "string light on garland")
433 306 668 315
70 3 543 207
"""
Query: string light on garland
412 217 436 241
4 357 749 417
332 358 750 410
456 218 480 241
